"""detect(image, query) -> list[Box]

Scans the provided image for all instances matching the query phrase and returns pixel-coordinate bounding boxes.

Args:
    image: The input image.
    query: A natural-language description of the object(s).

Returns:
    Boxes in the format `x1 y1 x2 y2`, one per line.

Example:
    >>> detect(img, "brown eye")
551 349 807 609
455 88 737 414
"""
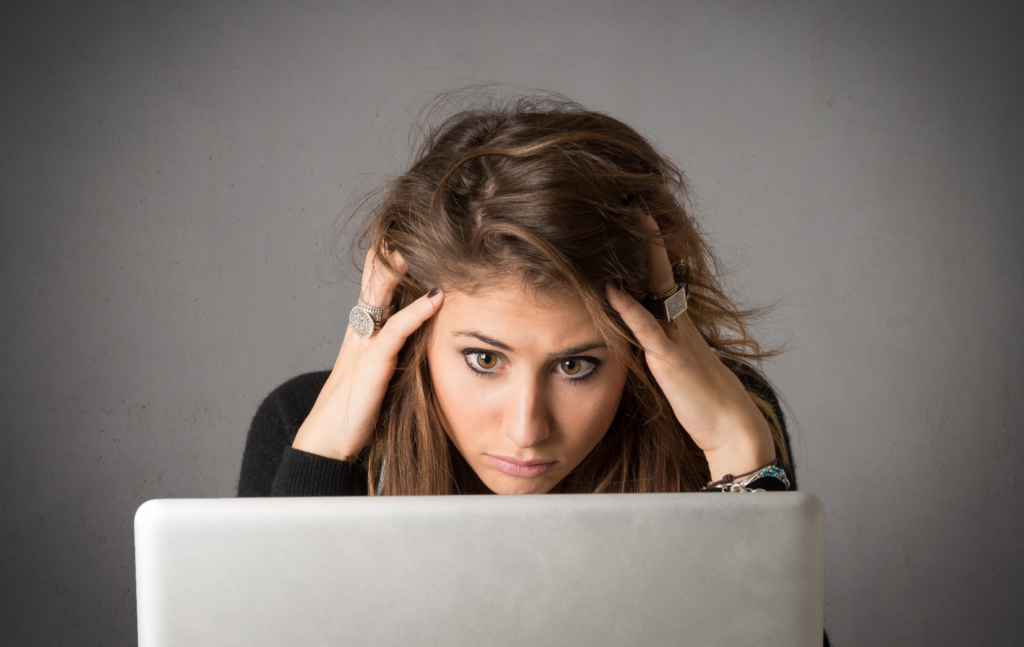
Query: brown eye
475 353 498 369
560 359 581 375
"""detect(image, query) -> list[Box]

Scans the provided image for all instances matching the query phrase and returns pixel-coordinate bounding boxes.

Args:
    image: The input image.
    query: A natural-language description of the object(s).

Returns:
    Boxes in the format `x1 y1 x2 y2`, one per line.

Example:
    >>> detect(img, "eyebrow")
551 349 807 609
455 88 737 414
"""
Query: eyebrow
453 331 607 358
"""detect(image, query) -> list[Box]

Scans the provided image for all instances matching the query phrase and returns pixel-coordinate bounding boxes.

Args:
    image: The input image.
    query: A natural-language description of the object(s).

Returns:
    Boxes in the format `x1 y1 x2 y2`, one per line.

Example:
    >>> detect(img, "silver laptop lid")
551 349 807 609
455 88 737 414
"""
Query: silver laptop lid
136 493 824 646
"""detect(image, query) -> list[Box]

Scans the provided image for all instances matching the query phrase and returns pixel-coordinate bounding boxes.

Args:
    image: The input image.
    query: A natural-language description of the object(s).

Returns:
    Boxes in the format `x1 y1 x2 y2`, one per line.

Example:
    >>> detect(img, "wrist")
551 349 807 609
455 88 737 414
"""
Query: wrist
703 418 776 483
292 421 363 463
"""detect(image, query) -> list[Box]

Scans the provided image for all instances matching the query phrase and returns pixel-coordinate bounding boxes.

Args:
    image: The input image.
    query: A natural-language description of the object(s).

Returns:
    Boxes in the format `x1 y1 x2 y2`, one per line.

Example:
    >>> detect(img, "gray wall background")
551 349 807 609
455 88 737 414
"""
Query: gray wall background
2 0 1022 644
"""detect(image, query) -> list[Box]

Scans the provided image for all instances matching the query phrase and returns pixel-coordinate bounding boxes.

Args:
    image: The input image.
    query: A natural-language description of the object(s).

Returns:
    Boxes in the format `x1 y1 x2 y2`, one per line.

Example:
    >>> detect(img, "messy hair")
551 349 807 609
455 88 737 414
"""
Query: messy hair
332 89 786 494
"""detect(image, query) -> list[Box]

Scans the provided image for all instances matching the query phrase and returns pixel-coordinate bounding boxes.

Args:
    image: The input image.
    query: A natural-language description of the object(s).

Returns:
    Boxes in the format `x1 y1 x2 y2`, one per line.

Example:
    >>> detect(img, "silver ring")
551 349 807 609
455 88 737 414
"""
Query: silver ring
348 297 396 339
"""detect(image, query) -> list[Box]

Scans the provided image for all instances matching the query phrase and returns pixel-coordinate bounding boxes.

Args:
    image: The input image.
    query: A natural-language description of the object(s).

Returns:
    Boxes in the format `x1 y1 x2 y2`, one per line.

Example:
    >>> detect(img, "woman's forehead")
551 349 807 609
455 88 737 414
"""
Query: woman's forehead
434 284 603 351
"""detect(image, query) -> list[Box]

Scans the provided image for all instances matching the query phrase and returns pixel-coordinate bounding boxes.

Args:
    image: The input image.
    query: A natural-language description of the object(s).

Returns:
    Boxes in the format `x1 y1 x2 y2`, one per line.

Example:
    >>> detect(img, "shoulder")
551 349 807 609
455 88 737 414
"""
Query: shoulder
720 357 776 402
251 369 332 446
720 358 785 430
237 370 331 497
263 370 331 409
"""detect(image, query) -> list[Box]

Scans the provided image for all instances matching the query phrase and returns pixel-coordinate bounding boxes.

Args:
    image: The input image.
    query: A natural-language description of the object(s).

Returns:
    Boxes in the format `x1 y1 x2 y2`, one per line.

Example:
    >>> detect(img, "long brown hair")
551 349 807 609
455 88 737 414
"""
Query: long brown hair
333 89 787 495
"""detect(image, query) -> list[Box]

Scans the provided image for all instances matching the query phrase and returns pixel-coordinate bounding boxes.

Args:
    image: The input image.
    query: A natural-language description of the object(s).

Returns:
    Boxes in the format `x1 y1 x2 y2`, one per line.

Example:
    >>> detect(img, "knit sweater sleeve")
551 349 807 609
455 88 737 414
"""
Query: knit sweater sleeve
237 370 368 497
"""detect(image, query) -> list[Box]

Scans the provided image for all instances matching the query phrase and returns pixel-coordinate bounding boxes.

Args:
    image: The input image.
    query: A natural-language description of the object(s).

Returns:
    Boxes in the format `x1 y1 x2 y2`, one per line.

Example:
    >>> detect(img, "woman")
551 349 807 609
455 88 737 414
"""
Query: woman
238 91 796 499
236 95 832 645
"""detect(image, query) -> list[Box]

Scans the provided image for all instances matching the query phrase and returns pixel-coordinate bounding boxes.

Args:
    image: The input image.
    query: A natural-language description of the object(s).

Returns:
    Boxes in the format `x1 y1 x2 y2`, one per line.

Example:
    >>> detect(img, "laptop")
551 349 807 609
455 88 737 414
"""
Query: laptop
135 493 824 646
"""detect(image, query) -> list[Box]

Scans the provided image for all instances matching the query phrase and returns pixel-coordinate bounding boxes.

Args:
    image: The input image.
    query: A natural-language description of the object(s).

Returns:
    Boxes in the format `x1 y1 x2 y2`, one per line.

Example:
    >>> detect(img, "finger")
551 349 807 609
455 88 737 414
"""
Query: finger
637 209 676 296
369 288 445 359
360 247 408 307
605 283 675 358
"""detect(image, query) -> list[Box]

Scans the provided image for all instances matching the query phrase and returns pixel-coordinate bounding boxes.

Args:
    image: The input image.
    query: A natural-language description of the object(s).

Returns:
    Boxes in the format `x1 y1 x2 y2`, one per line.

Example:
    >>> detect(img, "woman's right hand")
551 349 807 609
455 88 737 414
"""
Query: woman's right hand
291 247 444 462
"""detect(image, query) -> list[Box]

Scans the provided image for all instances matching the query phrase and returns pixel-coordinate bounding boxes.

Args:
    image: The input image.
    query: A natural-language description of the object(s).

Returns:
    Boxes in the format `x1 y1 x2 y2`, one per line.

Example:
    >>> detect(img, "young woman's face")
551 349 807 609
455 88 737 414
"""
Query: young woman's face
426 283 628 494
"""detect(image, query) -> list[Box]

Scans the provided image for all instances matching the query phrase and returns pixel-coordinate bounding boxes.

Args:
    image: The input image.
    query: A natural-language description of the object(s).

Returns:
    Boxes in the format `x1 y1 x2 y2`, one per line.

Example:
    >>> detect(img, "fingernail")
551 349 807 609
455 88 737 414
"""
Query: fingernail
427 287 440 299
609 279 623 292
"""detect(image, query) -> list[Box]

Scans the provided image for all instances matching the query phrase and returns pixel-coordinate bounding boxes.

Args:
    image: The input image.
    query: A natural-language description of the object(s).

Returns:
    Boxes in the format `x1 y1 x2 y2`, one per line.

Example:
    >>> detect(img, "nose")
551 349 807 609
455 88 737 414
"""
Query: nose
504 376 551 448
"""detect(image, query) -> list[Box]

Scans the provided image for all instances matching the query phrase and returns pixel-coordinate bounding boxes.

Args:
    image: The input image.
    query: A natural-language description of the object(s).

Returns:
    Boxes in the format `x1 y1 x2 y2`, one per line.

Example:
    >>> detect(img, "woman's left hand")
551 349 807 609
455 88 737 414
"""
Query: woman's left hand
604 211 776 482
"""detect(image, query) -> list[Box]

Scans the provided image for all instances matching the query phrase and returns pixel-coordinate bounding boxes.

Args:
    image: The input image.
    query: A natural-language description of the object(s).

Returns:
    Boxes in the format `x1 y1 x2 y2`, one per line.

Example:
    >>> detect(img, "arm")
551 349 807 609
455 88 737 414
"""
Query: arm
605 207 792 489
237 371 368 497
721 359 798 492
240 247 443 497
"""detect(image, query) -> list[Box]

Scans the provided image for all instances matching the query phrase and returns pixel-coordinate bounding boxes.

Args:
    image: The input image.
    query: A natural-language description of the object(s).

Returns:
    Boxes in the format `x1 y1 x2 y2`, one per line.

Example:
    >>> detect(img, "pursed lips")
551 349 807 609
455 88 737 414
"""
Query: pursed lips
485 454 558 478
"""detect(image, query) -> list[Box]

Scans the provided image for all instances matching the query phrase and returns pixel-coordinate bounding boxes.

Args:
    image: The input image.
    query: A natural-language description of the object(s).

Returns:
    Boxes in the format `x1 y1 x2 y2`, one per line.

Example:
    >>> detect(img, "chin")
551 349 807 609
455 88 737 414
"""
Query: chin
486 475 558 495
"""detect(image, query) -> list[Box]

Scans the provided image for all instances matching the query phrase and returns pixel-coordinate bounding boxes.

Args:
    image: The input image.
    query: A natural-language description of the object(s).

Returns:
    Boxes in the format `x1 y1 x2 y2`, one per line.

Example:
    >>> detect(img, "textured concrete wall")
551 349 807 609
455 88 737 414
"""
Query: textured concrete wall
2 1 1022 644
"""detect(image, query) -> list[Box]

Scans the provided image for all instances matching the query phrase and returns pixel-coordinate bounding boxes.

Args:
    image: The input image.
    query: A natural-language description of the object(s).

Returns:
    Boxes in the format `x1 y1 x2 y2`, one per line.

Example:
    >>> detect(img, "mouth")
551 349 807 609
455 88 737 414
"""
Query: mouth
485 454 558 478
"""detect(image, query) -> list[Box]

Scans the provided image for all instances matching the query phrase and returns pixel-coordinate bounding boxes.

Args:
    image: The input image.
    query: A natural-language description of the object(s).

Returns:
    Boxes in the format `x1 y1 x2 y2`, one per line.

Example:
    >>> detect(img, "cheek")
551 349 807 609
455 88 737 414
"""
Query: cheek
428 351 495 445
552 369 628 448
557 392 619 442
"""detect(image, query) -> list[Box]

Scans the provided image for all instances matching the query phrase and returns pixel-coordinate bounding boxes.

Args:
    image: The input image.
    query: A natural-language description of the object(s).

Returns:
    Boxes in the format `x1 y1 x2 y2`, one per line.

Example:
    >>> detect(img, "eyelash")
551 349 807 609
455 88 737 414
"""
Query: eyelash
461 349 602 385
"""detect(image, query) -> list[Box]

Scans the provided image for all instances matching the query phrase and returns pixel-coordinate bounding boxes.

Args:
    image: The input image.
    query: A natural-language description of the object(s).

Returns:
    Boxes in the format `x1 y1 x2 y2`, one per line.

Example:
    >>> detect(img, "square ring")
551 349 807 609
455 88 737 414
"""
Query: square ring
644 284 689 321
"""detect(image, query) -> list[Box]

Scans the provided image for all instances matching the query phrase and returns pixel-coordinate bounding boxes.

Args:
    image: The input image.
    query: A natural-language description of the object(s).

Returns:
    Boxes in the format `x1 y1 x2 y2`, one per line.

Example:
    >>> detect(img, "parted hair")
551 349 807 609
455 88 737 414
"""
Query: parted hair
334 89 787 495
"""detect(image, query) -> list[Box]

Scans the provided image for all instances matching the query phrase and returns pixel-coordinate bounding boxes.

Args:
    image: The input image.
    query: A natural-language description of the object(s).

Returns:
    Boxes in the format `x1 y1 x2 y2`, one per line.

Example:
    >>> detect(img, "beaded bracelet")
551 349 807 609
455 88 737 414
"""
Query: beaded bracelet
700 460 791 492
704 459 777 488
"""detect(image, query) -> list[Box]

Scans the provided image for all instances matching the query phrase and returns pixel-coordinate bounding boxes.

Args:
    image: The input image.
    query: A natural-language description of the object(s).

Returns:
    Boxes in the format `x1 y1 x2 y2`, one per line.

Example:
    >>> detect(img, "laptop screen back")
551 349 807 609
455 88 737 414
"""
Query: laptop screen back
135 493 824 646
